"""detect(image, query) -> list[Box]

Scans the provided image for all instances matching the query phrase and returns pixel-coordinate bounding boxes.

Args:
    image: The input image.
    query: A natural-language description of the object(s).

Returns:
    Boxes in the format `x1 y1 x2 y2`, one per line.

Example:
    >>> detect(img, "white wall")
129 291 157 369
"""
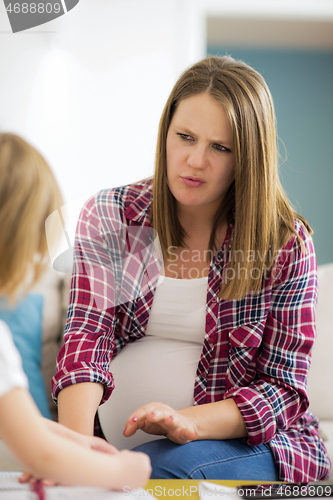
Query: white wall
1 0 331 241
0 0 204 209
203 0 333 19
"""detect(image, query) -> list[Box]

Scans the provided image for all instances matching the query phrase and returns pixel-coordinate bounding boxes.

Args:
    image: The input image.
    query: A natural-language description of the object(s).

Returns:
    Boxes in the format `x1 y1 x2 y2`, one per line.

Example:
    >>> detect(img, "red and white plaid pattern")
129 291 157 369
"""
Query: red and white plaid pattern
52 179 331 482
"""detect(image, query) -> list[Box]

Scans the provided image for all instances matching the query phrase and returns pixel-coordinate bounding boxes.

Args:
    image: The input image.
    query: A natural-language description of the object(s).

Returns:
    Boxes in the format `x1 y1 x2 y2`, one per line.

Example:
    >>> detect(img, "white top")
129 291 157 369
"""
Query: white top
98 276 208 450
0 320 29 399
145 274 208 343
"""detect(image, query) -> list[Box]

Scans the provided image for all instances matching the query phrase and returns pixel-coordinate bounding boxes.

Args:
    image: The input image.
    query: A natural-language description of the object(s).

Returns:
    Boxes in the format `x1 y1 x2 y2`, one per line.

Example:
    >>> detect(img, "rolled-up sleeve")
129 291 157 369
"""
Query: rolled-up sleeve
51 194 125 405
224 223 318 446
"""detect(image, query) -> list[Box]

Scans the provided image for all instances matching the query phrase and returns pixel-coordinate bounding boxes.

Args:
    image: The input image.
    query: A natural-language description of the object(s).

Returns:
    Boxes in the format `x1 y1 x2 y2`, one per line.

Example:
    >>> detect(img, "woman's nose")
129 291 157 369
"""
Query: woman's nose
187 145 208 169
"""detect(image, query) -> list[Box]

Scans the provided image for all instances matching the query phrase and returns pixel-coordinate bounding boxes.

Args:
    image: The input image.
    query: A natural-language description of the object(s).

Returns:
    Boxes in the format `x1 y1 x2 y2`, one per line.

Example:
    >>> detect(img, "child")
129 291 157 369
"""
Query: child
0 132 151 489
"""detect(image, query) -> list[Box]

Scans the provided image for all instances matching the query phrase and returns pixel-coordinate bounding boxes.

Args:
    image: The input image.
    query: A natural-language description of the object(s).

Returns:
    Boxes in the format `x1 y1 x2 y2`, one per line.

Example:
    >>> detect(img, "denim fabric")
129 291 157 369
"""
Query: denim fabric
133 438 279 480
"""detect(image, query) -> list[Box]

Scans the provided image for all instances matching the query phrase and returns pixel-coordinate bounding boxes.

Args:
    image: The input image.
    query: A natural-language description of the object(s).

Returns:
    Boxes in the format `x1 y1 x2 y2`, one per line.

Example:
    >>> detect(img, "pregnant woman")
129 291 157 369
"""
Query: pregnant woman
52 55 331 481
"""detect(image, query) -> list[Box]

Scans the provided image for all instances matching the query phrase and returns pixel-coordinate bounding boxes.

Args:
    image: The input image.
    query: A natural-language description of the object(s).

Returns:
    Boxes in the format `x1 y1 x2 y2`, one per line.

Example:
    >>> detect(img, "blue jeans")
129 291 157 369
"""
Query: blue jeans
133 438 279 480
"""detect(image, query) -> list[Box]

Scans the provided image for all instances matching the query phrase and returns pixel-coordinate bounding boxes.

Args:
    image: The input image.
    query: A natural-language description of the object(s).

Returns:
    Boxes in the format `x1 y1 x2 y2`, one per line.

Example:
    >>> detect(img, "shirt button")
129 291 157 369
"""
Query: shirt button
200 372 207 379
211 297 218 303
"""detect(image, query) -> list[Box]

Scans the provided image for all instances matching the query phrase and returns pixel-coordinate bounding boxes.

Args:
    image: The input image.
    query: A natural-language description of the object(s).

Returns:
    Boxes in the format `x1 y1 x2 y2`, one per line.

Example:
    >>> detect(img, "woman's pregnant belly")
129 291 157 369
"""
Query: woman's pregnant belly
98 335 203 450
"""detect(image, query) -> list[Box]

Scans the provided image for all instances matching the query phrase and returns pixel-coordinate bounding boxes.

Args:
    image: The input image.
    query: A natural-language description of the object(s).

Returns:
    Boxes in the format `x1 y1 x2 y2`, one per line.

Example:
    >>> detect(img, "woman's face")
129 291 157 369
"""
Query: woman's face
166 92 235 220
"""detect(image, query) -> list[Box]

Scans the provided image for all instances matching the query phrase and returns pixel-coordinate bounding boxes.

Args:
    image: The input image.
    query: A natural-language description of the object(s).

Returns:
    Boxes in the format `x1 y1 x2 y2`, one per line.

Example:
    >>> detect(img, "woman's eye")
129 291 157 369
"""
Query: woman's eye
178 133 192 141
214 144 230 152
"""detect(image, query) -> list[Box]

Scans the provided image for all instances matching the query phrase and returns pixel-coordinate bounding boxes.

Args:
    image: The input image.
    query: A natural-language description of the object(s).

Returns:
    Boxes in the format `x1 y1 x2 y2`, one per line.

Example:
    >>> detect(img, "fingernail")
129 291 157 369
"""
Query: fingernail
169 416 174 420
131 417 138 422
44 480 55 486
150 412 155 416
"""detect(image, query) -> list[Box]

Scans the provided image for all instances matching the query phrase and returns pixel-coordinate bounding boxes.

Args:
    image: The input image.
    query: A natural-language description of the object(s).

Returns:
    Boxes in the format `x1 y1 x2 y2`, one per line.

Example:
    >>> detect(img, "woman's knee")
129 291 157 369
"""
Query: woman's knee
133 439 279 480
133 439 195 479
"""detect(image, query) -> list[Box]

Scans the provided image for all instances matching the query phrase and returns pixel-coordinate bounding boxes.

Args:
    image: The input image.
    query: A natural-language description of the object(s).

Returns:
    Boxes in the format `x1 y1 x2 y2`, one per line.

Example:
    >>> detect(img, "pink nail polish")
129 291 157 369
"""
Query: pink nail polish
131 416 138 422
169 416 174 420
150 412 155 416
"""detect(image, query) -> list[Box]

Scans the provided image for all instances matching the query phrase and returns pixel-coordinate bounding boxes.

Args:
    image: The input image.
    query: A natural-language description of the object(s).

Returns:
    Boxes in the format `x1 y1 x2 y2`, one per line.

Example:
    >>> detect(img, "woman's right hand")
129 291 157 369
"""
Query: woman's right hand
124 402 198 444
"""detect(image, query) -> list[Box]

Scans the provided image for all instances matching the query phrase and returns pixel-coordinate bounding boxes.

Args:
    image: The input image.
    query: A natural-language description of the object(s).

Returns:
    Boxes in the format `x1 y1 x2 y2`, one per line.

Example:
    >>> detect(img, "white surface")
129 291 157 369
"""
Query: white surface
0 320 28 399
145 275 208 344
318 421 333 481
203 0 333 19
1 0 332 213
307 263 333 421
0 0 202 208
0 472 156 499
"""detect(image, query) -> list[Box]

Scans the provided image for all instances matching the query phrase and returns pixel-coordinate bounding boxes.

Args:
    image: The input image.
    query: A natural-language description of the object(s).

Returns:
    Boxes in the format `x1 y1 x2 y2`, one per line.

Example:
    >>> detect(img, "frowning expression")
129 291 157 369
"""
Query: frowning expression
166 92 235 218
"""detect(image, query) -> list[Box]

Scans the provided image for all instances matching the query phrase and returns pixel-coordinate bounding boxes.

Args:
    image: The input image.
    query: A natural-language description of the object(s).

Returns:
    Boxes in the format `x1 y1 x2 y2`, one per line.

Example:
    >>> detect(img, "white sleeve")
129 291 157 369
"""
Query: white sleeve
0 320 29 398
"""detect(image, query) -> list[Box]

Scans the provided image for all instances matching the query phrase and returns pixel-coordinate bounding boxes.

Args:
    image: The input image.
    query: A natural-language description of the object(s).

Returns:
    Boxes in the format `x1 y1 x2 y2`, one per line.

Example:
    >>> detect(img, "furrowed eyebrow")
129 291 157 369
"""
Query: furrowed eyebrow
176 128 232 148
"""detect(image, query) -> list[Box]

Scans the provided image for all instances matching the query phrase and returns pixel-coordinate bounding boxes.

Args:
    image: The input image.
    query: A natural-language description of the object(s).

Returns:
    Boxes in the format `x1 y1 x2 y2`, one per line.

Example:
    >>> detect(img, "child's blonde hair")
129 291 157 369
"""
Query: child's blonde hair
0 133 63 301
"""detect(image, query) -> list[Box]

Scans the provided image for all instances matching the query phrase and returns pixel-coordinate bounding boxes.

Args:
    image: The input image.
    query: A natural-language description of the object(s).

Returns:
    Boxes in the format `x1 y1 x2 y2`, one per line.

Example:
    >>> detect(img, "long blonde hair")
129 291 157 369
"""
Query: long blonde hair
152 56 311 300
0 133 63 302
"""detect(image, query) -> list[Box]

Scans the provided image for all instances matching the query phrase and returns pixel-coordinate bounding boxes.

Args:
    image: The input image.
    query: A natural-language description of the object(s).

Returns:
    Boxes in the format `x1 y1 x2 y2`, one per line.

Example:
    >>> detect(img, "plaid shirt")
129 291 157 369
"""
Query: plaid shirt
52 178 331 482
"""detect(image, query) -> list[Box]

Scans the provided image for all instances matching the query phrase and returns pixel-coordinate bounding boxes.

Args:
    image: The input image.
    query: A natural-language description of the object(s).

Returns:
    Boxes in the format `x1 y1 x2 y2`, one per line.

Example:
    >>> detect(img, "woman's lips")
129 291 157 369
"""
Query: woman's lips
181 177 206 188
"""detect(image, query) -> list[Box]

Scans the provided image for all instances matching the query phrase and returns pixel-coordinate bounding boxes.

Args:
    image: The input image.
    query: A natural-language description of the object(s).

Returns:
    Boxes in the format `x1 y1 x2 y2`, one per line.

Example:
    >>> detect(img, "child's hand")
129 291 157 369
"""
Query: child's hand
49 420 119 455
19 434 119 486
68 433 119 455
18 472 58 487
123 402 198 444
115 450 152 490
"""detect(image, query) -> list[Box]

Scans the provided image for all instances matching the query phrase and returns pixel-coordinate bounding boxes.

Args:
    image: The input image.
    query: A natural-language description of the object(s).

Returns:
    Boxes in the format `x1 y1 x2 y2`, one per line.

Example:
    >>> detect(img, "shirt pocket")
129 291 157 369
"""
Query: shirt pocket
226 321 265 388
228 322 264 348
218 288 268 331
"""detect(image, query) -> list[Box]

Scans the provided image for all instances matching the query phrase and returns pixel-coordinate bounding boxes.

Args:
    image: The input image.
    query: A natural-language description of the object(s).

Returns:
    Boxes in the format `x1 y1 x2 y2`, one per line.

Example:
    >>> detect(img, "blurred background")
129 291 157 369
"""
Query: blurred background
0 0 332 264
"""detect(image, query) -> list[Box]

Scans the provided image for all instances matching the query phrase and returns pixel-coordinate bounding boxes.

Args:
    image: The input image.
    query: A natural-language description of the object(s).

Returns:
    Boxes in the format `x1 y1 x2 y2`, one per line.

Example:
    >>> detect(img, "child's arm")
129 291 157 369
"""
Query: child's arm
19 420 119 487
43 417 119 454
0 387 151 490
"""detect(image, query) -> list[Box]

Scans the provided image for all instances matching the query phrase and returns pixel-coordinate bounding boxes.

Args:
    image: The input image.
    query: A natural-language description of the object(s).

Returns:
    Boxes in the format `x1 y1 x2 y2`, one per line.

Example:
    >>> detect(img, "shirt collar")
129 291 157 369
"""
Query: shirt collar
124 179 153 225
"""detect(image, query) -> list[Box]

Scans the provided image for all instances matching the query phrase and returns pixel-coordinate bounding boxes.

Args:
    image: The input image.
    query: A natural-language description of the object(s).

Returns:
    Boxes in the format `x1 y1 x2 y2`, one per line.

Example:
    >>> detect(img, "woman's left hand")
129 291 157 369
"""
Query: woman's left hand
123 403 198 444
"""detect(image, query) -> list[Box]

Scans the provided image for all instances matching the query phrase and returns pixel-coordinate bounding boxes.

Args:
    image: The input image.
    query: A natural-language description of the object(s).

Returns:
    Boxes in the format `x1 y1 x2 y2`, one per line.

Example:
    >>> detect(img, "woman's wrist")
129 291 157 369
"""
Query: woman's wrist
179 398 247 441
